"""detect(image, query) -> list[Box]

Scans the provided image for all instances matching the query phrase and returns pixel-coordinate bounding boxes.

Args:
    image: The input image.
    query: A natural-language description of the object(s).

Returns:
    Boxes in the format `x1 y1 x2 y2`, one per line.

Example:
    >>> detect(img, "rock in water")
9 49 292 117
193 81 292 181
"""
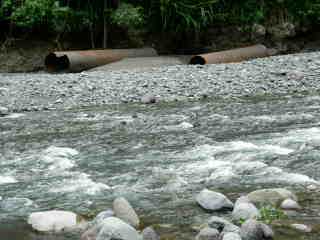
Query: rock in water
96 217 142 240
222 232 242 240
113 197 140 228
141 94 157 104
247 188 297 206
93 210 115 225
196 189 233 211
195 227 220 240
280 199 301 210
28 210 78 232
142 226 160 240
0 106 9 116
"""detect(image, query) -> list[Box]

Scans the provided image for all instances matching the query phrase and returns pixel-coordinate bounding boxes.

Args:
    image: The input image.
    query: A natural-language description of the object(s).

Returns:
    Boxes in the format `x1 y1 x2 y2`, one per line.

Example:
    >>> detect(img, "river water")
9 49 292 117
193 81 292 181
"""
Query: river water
1 93 320 239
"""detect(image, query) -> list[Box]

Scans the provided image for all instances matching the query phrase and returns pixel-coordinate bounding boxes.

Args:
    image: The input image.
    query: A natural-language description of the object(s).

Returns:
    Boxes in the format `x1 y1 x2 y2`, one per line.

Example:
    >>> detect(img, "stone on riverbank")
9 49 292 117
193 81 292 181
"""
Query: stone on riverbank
196 189 233 211
195 227 219 240
93 210 115 225
113 197 140 228
240 219 274 240
96 217 142 240
27 210 78 232
280 199 301 210
232 196 259 222
208 216 240 234
290 223 312 233
247 188 297 206
142 226 160 240
222 232 242 240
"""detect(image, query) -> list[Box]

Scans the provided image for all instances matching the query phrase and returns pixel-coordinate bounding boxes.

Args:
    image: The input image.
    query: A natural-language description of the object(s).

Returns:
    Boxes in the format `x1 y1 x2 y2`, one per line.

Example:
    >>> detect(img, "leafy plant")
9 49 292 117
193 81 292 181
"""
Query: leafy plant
258 205 287 224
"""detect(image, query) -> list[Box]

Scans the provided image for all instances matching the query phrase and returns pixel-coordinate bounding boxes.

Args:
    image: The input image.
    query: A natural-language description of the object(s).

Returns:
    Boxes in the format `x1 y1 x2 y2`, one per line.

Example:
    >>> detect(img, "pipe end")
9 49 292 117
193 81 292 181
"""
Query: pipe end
45 53 70 72
189 56 206 65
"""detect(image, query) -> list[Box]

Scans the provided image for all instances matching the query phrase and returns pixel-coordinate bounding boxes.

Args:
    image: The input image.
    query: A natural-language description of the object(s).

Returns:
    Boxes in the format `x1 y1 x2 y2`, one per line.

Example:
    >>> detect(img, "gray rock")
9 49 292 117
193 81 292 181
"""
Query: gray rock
280 199 301 210
196 189 234 211
27 210 78 232
142 227 160 240
247 188 297 206
113 197 140 228
290 224 312 233
208 216 240 234
96 217 142 240
260 223 274 239
141 94 157 104
195 227 220 240
232 198 259 222
222 232 242 240
93 210 115 225
0 106 9 116
240 219 274 240
81 226 99 240
240 219 263 240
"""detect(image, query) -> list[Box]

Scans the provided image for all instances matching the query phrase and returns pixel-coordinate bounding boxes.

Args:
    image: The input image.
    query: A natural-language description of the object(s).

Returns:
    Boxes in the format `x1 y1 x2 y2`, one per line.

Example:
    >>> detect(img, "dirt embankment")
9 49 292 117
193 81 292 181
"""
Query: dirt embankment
1 26 320 73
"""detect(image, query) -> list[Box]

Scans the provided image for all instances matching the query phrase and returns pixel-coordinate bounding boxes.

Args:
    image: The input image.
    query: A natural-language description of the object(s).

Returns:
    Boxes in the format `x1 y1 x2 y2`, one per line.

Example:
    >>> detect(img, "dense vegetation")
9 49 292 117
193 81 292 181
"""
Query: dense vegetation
1 0 320 48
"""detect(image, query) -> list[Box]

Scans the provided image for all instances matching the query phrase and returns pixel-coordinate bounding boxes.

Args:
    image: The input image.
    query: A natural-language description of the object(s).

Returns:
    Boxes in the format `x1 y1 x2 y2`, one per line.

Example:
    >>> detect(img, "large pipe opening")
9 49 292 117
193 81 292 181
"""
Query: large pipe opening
45 53 70 72
189 56 206 65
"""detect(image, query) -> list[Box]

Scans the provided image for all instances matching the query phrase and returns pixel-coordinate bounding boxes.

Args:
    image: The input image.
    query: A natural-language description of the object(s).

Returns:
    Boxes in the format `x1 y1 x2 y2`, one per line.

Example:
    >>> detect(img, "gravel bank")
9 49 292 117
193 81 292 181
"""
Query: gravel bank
0 51 320 112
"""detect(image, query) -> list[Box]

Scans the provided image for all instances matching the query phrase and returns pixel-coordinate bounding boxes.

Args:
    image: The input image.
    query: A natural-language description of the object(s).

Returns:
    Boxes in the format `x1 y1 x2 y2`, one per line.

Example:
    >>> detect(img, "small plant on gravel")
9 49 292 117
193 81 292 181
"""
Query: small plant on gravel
258 205 287 224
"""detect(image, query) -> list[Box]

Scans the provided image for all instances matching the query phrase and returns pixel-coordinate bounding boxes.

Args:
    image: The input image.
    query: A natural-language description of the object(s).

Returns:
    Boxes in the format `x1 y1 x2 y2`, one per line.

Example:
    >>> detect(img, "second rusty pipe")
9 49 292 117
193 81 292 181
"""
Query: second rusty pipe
189 44 270 65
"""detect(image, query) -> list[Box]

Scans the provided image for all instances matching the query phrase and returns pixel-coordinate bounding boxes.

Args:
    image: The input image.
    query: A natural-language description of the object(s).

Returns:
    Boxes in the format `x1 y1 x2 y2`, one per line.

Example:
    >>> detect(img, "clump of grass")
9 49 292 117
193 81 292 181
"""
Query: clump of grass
258 205 287 224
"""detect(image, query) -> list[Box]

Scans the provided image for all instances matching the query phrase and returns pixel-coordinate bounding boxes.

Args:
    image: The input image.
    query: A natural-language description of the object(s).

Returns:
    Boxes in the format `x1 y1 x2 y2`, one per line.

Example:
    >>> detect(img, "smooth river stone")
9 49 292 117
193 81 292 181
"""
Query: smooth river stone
96 217 142 240
113 197 140 228
196 189 234 211
28 210 78 232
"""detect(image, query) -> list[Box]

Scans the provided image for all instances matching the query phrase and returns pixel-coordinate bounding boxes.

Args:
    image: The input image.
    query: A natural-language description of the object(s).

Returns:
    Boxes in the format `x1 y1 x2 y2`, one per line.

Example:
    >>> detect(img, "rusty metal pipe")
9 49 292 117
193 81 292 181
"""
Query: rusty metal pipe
45 48 158 72
189 44 270 65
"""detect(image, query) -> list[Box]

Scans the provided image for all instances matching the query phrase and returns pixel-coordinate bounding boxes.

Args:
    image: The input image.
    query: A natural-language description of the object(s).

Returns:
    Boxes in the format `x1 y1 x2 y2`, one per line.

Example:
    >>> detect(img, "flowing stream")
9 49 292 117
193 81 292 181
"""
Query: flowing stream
1 93 320 239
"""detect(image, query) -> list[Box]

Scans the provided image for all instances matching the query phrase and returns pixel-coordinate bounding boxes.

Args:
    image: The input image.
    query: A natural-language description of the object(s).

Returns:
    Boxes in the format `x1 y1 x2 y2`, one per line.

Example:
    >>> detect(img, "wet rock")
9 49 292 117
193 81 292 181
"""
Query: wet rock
81 226 99 240
208 216 239 234
196 189 234 211
247 188 297 206
142 226 160 240
290 223 312 233
141 94 157 104
280 199 301 210
232 201 259 222
113 197 140 228
195 227 219 240
222 232 242 240
96 217 142 240
240 219 273 240
27 210 78 232
0 106 9 116
93 210 115 225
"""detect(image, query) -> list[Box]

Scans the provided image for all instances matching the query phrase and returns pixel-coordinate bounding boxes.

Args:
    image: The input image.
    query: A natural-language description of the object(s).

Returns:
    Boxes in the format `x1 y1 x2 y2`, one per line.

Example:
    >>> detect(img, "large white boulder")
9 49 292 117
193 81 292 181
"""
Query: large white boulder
28 210 78 232
196 189 233 211
113 197 140 228
96 217 142 240
247 188 297 206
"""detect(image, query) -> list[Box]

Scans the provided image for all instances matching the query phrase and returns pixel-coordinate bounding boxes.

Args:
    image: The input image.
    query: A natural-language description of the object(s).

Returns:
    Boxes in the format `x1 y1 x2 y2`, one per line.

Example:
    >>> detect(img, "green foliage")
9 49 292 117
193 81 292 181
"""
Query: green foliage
1 0 320 46
149 0 218 31
258 205 287 224
111 3 145 30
